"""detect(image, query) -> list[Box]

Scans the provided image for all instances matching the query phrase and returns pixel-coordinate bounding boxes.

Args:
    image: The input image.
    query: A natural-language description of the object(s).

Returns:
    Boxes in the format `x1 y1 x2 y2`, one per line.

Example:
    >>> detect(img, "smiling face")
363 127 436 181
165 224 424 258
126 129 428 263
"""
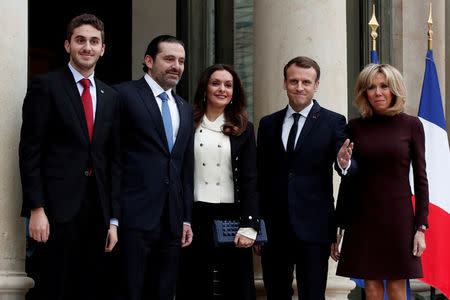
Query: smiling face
145 41 185 90
64 24 105 77
366 72 393 115
205 70 233 111
284 65 319 112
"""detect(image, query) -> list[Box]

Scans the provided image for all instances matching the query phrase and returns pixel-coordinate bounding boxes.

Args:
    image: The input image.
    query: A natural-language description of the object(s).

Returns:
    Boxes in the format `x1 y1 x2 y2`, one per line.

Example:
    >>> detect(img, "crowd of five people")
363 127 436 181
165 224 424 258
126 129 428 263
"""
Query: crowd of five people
20 14 429 300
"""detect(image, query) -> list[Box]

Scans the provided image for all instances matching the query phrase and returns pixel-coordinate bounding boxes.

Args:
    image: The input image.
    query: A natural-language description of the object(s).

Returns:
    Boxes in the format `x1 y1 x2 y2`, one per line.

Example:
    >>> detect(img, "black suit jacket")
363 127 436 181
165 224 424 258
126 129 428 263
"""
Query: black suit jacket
19 66 121 227
257 100 355 243
114 78 194 238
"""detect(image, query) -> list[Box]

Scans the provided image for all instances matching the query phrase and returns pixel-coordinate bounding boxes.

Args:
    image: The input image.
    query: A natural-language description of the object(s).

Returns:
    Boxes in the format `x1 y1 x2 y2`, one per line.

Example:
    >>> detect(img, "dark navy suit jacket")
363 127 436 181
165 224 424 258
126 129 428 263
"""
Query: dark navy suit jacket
114 78 194 238
257 100 355 243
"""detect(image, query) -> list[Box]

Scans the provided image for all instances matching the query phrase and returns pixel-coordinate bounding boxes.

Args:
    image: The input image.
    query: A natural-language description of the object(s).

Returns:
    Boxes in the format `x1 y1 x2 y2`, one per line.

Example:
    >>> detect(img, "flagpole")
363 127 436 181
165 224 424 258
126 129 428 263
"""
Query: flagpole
427 5 436 299
427 3 433 51
368 4 379 52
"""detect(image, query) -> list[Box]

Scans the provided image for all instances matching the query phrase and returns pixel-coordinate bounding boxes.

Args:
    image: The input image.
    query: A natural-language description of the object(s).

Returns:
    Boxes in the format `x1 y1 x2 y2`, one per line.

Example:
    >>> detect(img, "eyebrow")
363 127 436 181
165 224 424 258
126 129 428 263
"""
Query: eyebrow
74 35 101 40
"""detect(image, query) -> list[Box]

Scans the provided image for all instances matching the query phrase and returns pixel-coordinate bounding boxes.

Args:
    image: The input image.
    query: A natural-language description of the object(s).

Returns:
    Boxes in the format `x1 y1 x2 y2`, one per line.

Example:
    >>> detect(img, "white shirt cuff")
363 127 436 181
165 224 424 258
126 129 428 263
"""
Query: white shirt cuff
110 218 119 227
337 159 351 175
237 227 257 240
183 222 191 226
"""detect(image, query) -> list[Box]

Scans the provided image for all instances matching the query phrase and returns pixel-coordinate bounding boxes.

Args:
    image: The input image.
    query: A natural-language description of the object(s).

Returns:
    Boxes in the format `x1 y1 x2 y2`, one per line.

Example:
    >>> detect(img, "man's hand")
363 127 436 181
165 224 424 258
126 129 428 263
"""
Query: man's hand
330 233 342 262
412 231 426 257
29 207 50 243
337 139 354 169
181 224 193 248
234 233 255 248
105 224 118 252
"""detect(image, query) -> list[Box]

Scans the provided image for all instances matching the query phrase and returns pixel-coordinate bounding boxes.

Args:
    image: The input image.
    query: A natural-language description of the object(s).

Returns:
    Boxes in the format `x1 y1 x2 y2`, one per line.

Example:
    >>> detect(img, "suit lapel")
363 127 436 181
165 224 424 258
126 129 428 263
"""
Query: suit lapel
276 107 288 154
61 67 90 143
171 92 186 154
136 78 169 152
294 100 321 152
92 79 106 143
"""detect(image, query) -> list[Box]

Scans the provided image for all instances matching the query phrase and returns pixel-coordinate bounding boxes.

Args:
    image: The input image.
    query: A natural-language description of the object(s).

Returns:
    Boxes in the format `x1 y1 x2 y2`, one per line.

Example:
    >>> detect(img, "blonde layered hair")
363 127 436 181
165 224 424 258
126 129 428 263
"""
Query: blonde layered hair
354 64 406 118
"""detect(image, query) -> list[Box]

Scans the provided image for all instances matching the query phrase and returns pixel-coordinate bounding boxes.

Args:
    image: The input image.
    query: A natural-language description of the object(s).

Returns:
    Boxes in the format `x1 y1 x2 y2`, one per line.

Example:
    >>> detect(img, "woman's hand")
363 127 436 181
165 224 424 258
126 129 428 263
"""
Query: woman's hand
234 233 255 248
412 231 426 257
330 233 342 262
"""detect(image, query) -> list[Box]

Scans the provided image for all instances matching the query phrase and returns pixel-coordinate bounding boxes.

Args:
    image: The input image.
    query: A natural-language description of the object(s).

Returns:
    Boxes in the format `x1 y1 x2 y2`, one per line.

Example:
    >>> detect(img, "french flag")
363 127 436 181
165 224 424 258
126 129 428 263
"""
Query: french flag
417 49 450 298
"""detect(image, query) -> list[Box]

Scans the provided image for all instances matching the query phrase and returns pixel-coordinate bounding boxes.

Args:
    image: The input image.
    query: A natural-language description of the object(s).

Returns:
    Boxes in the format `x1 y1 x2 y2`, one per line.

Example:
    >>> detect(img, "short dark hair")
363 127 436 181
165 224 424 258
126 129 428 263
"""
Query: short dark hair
283 56 320 82
67 14 105 43
142 35 186 73
193 64 248 136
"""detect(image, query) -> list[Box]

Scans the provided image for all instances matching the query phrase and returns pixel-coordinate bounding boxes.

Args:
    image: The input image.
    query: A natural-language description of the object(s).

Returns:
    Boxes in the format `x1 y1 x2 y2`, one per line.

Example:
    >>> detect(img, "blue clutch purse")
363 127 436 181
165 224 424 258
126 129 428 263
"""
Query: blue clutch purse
212 219 268 247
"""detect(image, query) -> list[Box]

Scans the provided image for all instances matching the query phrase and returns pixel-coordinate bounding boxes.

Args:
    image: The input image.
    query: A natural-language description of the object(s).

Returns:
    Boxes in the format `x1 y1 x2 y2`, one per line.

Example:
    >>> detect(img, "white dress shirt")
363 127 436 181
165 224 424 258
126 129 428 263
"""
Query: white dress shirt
68 62 98 121
144 73 180 143
194 114 257 240
282 102 350 175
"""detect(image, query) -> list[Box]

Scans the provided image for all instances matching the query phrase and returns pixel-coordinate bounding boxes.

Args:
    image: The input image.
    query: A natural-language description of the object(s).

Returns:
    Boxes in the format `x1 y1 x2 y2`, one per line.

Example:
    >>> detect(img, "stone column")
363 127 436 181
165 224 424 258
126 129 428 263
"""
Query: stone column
0 1 35 299
253 1 355 299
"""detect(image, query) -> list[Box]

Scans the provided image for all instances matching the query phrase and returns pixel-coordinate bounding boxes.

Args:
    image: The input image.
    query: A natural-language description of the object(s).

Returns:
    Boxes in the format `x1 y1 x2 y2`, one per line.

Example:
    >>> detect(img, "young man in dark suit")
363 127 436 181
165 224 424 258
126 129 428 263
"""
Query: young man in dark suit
114 35 194 300
19 14 120 300
257 56 354 300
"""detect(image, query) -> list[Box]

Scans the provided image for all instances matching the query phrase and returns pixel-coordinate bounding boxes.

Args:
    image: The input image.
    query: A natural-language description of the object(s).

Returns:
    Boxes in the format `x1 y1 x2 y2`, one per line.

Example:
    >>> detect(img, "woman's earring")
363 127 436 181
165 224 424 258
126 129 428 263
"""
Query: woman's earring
230 99 233 105
203 96 206 102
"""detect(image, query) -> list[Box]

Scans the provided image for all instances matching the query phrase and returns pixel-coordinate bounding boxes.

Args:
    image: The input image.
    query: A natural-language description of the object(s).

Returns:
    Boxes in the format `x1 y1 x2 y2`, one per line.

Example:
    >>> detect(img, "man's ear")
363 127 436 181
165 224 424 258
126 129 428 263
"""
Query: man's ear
314 80 320 92
64 40 70 54
283 80 287 90
144 55 153 72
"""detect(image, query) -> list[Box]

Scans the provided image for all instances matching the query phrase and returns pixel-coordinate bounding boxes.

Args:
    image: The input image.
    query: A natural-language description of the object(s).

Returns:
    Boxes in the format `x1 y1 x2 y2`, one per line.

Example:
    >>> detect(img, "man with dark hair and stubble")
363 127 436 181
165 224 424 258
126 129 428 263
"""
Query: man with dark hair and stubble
114 35 194 300
20 13 120 300
257 56 355 300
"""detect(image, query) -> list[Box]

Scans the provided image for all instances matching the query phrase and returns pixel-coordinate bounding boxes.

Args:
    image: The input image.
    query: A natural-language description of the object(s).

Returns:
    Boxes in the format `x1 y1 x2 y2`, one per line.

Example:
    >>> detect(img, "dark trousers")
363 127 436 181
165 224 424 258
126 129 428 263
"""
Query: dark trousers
120 206 181 300
26 177 108 300
177 202 256 300
261 229 331 300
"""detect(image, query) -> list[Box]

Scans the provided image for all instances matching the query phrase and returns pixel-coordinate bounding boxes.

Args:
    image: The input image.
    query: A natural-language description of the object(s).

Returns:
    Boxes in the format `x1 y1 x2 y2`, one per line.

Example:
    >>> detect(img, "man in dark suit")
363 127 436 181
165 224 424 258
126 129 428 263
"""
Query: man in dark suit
257 56 354 300
19 14 120 300
114 35 194 300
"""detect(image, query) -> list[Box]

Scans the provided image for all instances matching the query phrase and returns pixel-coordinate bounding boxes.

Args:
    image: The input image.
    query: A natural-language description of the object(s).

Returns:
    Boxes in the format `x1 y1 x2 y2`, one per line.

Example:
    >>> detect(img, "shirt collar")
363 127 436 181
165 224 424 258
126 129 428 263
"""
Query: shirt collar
286 101 314 119
68 62 96 88
201 113 225 132
144 73 173 99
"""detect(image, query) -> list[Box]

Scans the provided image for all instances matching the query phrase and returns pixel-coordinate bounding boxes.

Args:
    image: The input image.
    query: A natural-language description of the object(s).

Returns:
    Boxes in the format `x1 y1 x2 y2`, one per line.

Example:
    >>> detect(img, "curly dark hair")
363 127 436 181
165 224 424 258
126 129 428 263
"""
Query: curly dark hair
193 64 248 136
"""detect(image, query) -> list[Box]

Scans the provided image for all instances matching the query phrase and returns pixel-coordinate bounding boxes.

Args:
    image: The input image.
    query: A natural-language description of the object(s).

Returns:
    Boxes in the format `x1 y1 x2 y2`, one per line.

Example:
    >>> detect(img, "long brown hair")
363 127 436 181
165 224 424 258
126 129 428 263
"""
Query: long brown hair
193 64 248 136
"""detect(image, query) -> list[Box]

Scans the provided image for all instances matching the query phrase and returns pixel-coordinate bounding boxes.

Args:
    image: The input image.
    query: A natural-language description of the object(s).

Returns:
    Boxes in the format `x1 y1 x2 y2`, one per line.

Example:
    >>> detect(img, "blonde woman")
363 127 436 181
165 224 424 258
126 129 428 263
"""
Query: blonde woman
333 64 429 300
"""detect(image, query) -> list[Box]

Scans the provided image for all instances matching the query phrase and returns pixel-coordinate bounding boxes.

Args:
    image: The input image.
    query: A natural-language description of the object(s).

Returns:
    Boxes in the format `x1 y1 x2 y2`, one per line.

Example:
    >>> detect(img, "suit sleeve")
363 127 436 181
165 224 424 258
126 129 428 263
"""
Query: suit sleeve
256 118 268 220
238 123 260 230
333 114 358 177
19 77 52 216
411 117 429 227
182 108 195 223
109 93 122 221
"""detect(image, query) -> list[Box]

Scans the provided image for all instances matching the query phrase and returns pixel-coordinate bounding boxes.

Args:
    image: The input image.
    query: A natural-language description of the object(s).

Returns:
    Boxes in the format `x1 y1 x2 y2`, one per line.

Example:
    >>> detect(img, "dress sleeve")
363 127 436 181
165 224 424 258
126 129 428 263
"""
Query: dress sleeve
411 117 429 227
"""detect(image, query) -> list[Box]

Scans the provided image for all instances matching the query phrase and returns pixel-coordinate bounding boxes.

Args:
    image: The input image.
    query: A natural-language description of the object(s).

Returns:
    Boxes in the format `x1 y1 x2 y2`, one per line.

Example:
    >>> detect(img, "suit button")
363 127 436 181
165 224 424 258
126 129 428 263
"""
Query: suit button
164 178 169 184
200 143 203 147
84 171 90 176
288 172 294 178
